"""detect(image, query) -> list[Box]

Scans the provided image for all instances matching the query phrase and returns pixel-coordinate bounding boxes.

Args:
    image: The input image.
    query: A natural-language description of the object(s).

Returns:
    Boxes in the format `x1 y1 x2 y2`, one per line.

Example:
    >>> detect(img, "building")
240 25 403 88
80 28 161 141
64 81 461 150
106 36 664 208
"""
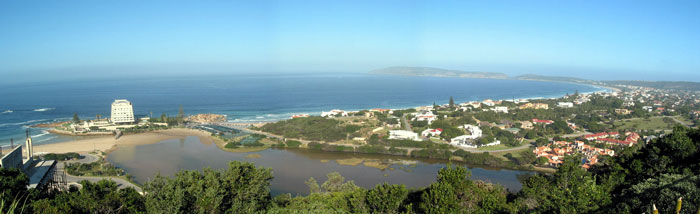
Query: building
413 111 437 125
388 130 420 141
482 99 495 107
493 106 509 113
519 121 534 129
111 99 135 124
557 102 574 108
532 118 554 125
421 128 443 137
291 114 310 119
1 135 63 190
615 109 632 115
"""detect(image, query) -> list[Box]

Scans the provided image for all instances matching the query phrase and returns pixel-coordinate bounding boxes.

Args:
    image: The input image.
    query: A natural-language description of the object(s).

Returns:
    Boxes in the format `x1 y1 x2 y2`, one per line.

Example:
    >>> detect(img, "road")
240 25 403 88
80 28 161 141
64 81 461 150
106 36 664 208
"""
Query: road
401 115 412 131
670 116 692 128
59 154 143 192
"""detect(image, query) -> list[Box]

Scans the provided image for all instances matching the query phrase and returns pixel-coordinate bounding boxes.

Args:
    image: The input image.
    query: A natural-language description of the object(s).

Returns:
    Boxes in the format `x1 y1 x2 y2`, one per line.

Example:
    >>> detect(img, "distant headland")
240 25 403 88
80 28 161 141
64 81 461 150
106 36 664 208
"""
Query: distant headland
372 66 700 91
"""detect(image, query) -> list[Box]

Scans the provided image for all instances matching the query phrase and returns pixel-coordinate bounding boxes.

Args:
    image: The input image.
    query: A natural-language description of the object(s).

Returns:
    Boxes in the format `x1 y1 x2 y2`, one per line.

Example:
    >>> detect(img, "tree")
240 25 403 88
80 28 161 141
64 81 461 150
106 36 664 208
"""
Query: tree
144 161 273 213
366 183 407 214
518 156 610 213
614 174 700 213
160 113 167 123
176 105 185 125
31 180 145 213
439 127 464 140
72 113 80 124
535 138 549 147
420 181 461 213
0 168 28 206
305 177 320 194
449 96 455 107
517 150 537 165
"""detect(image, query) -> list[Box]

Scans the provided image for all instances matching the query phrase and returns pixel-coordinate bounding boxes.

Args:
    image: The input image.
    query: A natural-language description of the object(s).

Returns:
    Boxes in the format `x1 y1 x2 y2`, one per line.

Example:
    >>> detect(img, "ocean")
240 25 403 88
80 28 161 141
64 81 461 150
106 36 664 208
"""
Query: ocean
0 73 603 146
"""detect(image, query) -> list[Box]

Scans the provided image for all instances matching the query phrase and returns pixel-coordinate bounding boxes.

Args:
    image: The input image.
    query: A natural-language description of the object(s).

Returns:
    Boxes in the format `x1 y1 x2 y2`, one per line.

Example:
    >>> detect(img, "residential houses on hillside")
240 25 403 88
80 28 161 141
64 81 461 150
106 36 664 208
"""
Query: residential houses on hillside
584 131 640 147
321 109 348 117
519 103 549 110
534 140 615 169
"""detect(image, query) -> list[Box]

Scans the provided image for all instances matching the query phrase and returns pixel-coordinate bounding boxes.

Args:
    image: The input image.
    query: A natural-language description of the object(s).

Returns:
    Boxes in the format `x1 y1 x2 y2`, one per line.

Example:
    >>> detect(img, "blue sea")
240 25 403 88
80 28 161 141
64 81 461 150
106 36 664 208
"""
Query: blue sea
0 73 603 146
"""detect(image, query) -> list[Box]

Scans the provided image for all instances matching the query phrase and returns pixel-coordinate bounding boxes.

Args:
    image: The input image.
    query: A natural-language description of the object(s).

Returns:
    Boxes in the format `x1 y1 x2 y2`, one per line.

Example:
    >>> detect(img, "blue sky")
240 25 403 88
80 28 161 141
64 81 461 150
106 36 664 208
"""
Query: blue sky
1 0 699 82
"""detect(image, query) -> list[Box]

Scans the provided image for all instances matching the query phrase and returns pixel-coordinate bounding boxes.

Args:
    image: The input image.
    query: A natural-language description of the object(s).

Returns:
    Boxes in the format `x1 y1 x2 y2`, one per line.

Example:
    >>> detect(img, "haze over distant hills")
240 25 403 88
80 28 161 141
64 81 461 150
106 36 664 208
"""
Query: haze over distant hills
370 66 509 79
371 66 700 91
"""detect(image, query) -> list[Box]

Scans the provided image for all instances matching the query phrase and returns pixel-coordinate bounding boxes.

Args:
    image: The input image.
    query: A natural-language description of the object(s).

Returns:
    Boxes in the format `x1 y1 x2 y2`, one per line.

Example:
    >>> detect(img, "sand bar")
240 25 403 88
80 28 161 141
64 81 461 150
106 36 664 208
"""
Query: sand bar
33 128 215 154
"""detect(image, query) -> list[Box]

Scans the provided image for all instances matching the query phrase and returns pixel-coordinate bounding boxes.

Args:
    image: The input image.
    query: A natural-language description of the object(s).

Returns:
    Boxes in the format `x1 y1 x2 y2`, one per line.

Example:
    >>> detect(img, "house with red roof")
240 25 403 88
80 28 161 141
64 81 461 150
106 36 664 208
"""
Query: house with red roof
532 118 554 125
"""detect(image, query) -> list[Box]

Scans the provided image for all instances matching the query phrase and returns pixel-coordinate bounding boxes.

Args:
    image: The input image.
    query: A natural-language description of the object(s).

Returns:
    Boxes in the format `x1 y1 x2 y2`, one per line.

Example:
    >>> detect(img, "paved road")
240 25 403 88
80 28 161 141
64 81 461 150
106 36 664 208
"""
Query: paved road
59 154 143 192
401 115 412 131
670 116 692 128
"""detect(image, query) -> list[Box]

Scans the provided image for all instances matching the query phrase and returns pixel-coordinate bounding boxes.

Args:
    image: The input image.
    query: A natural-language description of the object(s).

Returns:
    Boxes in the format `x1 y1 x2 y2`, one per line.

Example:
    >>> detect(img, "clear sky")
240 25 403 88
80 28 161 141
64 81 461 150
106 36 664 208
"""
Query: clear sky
1 0 699 82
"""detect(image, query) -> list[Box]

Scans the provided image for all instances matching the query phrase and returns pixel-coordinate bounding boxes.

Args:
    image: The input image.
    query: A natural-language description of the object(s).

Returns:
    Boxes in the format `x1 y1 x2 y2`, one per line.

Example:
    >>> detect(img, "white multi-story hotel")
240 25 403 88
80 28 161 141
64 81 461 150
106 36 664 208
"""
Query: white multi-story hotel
111 99 135 124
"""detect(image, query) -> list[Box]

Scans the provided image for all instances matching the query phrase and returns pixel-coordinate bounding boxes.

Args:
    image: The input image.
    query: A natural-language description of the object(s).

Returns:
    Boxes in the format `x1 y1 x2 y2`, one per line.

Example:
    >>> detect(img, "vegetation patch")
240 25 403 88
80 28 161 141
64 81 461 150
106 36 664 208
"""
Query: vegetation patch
335 158 364 166
260 117 359 142
42 152 80 161
65 161 126 177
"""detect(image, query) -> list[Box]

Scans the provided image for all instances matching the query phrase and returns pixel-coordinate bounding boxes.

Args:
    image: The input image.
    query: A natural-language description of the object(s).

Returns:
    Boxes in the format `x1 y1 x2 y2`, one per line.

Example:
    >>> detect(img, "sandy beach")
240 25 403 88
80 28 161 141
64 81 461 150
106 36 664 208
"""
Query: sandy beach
33 128 217 154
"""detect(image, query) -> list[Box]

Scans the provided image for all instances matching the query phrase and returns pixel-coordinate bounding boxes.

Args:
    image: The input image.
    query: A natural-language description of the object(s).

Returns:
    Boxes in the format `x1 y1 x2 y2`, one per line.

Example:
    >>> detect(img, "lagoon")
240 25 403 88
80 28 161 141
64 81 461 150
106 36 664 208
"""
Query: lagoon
106 136 533 195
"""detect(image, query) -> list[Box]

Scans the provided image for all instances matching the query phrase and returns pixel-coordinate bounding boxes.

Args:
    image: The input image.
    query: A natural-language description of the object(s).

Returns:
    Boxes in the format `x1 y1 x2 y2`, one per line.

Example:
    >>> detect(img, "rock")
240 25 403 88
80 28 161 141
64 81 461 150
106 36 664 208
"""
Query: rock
186 114 227 123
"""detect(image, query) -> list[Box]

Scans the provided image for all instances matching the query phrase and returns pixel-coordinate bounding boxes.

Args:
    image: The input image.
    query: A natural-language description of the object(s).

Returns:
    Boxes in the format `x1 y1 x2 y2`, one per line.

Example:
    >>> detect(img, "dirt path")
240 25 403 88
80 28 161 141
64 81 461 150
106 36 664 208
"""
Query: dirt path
60 153 142 192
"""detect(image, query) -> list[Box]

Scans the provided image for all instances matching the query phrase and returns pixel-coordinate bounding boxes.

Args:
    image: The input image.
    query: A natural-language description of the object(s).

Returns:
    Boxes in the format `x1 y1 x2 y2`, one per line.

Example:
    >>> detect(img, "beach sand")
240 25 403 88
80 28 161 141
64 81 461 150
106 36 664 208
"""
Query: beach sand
33 128 215 154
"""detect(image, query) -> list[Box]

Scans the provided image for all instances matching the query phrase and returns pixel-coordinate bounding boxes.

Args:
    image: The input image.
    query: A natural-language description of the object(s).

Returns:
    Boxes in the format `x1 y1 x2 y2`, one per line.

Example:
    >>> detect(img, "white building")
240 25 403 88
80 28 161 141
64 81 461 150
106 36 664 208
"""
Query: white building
421 128 443 137
461 125 482 139
321 109 348 117
450 136 478 148
482 140 501 147
388 130 420 141
493 106 509 113
413 110 437 124
482 99 495 107
111 99 135 124
557 102 574 108
450 125 483 147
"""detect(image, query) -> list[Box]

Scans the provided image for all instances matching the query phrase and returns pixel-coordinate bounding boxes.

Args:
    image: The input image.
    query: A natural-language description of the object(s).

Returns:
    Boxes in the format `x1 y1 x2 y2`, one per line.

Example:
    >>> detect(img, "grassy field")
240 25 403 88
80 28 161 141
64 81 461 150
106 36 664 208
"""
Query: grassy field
488 147 532 160
614 116 683 130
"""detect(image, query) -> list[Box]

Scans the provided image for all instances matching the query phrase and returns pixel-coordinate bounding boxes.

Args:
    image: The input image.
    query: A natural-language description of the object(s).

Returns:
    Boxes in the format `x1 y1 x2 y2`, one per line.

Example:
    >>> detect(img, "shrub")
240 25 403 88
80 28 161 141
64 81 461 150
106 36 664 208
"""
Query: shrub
285 140 302 148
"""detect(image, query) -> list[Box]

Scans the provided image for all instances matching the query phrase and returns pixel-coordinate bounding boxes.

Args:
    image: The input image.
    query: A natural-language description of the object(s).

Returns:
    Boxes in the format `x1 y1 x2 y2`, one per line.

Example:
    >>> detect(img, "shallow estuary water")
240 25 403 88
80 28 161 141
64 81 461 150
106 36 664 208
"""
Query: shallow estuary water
106 136 534 195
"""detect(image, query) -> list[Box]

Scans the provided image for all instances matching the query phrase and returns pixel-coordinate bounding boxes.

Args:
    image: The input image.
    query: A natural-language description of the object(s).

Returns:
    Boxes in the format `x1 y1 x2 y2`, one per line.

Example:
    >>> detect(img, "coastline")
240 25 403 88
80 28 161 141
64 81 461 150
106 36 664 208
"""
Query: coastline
26 79 610 154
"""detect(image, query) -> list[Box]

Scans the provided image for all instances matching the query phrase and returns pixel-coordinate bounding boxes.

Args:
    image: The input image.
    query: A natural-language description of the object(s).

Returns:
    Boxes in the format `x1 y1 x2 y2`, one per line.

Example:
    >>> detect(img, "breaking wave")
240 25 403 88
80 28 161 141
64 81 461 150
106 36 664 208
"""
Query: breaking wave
0 119 51 128
31 130 50 138
34 108 55 112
